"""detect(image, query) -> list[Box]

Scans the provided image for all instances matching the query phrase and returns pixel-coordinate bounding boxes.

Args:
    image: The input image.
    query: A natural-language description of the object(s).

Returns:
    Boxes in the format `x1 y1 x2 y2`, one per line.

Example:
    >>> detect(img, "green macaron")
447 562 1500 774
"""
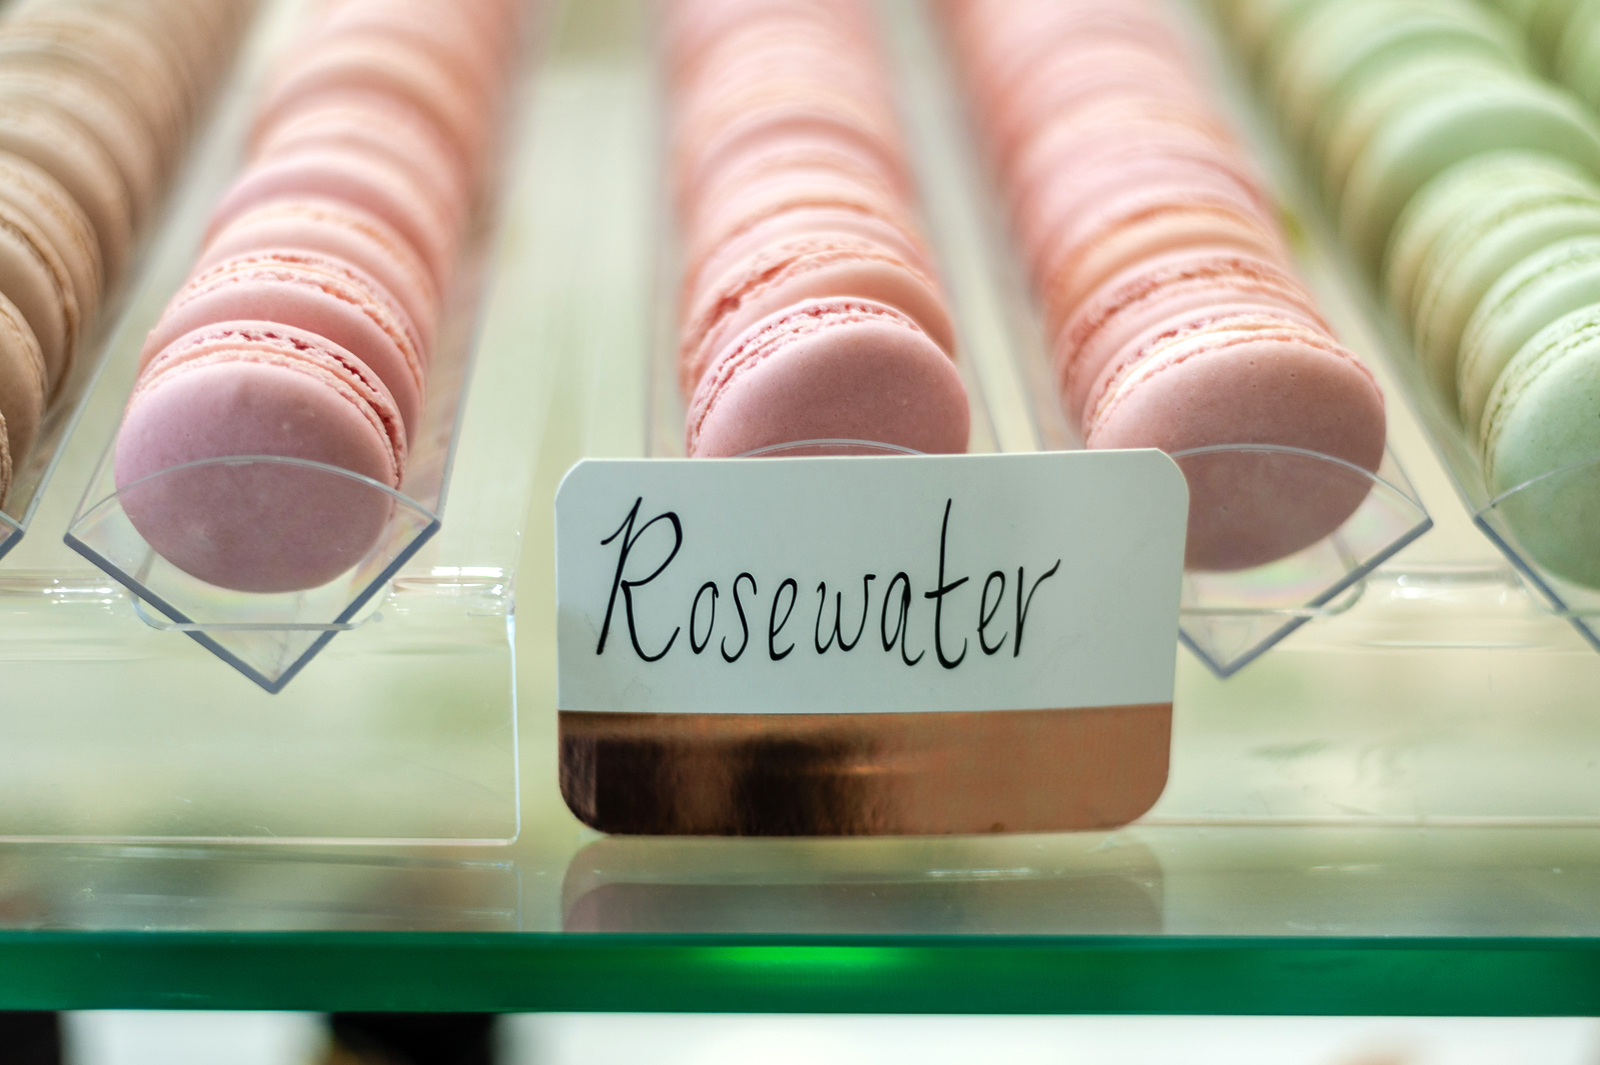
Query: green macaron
1481 303 1600 587
1316 54 1521 208
1339 79 1600 271
1382 151 1593 321
1412 186 1600 399
1554 0 1600 108
1459 236 1600 434
1269 0 1528 154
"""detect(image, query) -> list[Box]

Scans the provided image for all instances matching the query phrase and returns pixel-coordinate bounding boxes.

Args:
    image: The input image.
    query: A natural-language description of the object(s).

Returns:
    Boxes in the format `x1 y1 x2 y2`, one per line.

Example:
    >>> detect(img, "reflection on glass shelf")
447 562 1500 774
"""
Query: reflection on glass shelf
0 846 521 932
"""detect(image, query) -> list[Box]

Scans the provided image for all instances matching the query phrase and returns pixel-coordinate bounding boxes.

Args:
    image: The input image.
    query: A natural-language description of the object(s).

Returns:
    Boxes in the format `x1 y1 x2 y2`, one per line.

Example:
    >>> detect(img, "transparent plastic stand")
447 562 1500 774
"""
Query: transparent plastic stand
1471 456 1600 654
65 456 442 693
1176 443 1433 678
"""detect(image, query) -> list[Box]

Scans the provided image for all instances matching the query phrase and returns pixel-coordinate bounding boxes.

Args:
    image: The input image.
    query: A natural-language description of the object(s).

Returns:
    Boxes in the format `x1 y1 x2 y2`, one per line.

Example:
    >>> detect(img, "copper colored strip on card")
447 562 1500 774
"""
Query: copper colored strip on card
559 704 1171 836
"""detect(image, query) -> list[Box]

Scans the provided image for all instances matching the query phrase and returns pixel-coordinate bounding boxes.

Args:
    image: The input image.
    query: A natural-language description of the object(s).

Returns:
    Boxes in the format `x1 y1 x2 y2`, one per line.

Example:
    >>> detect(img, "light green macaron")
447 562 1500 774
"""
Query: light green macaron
1316 54 1521 208
1269 0 1528 153
1480 303 1600 587
1411 186 1600 399
1382 151 1593 320
1221 0 1333 74
1553 0 1600 108
1339 78 1600 271
1459 237 1600 434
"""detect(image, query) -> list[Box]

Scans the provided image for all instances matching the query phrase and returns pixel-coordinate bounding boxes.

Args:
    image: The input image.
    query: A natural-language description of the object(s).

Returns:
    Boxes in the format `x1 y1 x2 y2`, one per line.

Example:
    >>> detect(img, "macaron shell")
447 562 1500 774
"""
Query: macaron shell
1339 81 1600 269
1085 314 1387 570
196 198 440 352
115 323 405 594
1458 236 1600 434
0 150 102 332
1480 305 1600 587
208 149 456 291
1382 151 1593 317
680 237 954 395
0 106 132 282
0 288 46 477
687 298 970 457
1414 198 1600 398
0 194 76 395
141 253 426 439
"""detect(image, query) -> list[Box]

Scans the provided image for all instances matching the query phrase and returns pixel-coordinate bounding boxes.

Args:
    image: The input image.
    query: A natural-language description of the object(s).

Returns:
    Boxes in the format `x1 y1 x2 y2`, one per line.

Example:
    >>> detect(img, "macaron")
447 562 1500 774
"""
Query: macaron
0 152 102 337
253 35 489 176
1338 79 1600 269
0 289 46 497
0 191 77 398
1056 249 1327 427
678 234 954 396
249 92 472 226
1459 236 1600 433
196 197 440 353
1382 151 1593 318
207 149 456 292
141 250 426 440
686 297 970 457
1480 304 1600 587
1082 310 1387 569
1411 186 1600 398
114 321 407 594
0 105 133 283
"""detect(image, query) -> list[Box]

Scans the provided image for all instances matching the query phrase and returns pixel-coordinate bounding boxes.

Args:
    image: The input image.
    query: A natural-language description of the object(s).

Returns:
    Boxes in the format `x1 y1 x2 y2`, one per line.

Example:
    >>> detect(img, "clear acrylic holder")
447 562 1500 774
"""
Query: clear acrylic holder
1176 443 1432 677
64 456 442 693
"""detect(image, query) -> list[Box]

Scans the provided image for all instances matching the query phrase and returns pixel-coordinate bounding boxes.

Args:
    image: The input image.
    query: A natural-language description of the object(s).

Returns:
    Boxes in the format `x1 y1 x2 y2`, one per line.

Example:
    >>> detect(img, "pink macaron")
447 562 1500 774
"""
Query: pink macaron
195 197 441 352
687 297 970 457
207 148 457 292
142 250 427 440
1082 310 1386 569
115 321 407 593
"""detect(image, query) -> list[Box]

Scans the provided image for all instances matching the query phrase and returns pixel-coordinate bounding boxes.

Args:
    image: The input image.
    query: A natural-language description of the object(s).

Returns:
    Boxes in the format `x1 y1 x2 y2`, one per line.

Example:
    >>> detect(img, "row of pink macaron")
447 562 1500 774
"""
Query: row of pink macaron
0 0 256 507
667 0 970 458
111 0 529 595
942 0 1388 570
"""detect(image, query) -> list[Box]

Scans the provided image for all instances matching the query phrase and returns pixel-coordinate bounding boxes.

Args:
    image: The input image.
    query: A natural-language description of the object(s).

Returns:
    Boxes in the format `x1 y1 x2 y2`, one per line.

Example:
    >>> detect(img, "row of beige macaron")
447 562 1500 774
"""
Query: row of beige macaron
0 0 256 509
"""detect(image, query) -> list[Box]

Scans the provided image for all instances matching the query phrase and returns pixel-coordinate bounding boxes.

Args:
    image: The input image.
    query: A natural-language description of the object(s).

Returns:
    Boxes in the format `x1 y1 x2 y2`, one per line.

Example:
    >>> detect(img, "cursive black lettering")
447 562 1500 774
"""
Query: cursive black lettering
880 572 924 666
596 497 681 662
922 499 969 669
978 570 1007 655
721 573 755 662
689 581 718 654
769 578 798 660
815 574 875 654
1014 560 1061 657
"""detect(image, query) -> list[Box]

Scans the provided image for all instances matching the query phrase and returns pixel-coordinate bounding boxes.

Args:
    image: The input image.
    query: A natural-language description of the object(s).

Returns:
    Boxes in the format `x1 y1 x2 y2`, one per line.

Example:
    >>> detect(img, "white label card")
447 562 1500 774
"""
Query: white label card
555 451 1188 715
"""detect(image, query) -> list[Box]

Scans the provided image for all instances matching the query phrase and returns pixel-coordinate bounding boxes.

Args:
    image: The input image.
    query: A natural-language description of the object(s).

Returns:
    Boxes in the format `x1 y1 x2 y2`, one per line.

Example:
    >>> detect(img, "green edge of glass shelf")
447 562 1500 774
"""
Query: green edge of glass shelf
1 933 1598 1015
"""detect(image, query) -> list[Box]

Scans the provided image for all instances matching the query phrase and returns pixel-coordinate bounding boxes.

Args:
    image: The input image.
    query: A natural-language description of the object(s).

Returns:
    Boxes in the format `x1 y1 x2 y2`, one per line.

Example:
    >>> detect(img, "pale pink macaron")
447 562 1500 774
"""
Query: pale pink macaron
312 0 511 109
115 321 407 593
250 92 472 225
142 250 427 441
253 34 489 176
678 233 955 396
1082 310 1386 570
196 197 440 352
1056 250 1329 427
684 204 932 308
679 128 908 228
1036 186 1291 337
685 170 922 289
207 148 457 292
687 297 969 457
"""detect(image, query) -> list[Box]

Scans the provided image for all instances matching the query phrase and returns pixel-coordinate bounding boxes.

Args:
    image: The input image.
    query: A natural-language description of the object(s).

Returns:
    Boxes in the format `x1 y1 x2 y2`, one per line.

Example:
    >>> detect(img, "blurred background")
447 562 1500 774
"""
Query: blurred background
24 1012 1600 1065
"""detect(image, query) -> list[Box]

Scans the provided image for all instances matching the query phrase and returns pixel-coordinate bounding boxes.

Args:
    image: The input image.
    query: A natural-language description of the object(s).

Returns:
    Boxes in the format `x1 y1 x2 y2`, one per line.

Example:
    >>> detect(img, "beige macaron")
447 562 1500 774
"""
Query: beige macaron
0 150 102 334
0 287 47 506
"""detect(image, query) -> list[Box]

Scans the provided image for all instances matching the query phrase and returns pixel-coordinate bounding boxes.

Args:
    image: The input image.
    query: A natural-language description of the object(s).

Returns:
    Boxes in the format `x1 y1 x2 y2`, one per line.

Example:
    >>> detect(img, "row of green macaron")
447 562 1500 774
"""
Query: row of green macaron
1213 0 1600 589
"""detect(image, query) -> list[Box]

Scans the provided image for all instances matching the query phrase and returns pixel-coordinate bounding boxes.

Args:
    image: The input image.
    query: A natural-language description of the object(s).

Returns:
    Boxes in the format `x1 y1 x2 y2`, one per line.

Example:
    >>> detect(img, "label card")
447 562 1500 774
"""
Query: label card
555 451 1188 715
